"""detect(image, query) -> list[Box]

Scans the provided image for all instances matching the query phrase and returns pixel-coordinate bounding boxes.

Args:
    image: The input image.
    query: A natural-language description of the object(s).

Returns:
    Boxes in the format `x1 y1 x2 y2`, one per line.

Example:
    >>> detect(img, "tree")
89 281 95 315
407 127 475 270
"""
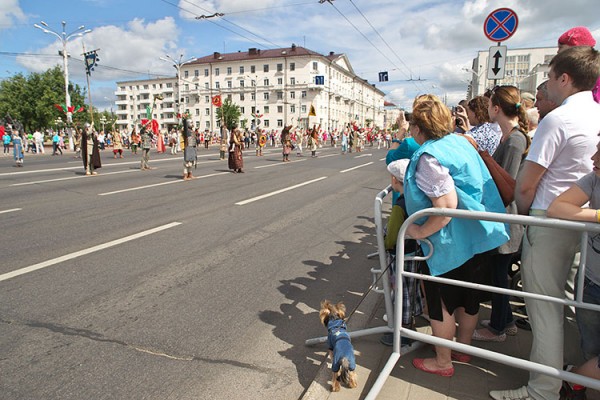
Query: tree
0 66 87 132
216 98 242 131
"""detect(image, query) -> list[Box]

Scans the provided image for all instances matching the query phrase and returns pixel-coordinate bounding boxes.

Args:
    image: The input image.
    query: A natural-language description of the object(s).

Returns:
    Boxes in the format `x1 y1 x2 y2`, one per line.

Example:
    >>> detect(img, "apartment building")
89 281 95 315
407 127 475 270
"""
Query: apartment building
114 45 385 132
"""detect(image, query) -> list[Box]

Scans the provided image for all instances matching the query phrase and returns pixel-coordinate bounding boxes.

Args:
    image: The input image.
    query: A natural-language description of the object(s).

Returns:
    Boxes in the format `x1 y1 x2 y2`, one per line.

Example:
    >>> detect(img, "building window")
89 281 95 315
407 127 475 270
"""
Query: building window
184 71 189 78
264 78 269 86
227 94 232 101
264 120 270 127
301 91 307 98
277 105 283 113
312 61 318 71
277 63 283 72
215 82 220 89
290 91 295 99
205 108 210 116
184 84 189 91
277 119 283 127
194 69 199 77
263 92 269 100
277 91 283 100
290 104 295 113
196 109 200 116
290 62 295 71
205 83 209 89
166 83 172 88
205 121 210 129
263 64 269 72
204 68 209 77
277 78 283 85
227 67 232 75
215 68 220 76
205 96 209 103
239 66 245 74
301 105 307 113
240 107 245 114
251 92 255 101
264 106 269 114
240 80 245 88
227 81 232 88
250 65 256 73
290 77 295 85
240 93 245 101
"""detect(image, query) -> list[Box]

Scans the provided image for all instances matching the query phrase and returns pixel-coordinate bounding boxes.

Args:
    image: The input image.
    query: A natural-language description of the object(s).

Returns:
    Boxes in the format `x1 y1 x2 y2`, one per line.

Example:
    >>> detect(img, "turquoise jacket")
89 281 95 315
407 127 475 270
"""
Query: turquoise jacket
386 137 420 203
404 134 509 276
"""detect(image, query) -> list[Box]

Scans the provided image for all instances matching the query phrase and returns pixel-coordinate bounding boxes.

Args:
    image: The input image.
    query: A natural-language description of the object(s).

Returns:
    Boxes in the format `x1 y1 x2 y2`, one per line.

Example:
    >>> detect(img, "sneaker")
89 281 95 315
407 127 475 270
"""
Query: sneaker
379 333 412 347
560 365 587 400
472 328 506 342
481 320 518 336
489 386 531 400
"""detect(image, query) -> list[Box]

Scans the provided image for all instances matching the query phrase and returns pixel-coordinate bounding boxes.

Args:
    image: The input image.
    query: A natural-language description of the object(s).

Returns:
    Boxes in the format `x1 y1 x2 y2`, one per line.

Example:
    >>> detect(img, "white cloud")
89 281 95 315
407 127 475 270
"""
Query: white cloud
17 17 182 82
0 0 26 29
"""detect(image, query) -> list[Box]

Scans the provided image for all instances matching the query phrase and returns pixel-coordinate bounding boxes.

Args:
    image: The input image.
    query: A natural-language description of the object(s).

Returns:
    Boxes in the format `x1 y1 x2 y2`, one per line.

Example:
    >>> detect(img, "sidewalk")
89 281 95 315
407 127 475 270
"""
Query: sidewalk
302 295 599 400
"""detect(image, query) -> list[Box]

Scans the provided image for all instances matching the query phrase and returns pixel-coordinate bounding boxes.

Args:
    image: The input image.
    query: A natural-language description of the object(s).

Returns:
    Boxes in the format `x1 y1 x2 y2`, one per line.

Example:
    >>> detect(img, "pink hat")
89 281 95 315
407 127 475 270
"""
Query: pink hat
558 26 596 47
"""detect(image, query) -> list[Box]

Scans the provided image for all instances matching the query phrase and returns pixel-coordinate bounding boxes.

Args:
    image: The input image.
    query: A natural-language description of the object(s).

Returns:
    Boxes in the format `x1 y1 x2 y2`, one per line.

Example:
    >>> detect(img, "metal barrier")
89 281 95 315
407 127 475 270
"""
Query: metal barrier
305 185 427 353
365 206 600 399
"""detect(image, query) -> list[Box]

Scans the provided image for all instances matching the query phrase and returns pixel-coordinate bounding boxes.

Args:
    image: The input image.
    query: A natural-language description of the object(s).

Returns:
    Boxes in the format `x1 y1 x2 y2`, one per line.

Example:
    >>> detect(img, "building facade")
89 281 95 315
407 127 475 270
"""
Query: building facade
466 46 557 99
114 45 385 133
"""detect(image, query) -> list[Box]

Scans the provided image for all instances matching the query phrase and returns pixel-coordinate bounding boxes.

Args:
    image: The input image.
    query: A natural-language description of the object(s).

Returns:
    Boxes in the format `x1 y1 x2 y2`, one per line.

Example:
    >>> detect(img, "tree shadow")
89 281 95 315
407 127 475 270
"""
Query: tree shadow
258 215 380 392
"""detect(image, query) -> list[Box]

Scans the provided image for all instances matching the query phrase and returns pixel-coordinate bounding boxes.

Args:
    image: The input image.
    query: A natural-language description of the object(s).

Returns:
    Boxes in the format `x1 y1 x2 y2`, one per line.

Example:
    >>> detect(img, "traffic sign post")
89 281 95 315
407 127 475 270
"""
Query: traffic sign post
483 8 518 85
487 45 507 80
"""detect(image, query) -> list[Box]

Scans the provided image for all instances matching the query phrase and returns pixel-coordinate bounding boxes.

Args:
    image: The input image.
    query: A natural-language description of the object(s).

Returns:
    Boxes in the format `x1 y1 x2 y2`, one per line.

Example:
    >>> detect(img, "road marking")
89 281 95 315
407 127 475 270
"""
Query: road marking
340 162 374 173
354 154 372 159
379 158 386 161
0 208 22 214
254 159 306 169
317 154 338 159
98 171 230 196
11 170 137 186
235 176 327 205
0 222 182 283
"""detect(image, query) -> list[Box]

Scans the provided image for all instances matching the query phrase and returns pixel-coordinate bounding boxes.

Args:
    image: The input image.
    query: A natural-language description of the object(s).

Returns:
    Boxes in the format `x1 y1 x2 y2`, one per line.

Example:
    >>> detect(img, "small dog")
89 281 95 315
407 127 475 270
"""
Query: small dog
319 300 358 392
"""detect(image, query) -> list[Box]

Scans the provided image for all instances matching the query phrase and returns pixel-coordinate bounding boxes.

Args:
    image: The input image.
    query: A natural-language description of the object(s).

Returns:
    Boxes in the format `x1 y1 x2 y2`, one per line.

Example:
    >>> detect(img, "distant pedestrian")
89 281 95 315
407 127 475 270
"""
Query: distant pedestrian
130 128 140 154
12 129 24 167
140 125 153 170
52 132 62 155
2 127 11 155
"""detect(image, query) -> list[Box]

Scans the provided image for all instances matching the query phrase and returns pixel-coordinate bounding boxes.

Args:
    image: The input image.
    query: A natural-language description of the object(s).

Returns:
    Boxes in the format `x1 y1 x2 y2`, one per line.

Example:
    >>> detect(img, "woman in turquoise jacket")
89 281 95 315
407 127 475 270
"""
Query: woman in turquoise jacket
403 97 509 377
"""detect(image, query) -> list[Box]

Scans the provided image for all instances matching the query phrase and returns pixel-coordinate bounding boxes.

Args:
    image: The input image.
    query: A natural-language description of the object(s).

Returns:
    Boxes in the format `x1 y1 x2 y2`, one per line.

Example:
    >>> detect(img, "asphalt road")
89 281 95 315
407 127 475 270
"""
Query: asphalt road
0 143 391 400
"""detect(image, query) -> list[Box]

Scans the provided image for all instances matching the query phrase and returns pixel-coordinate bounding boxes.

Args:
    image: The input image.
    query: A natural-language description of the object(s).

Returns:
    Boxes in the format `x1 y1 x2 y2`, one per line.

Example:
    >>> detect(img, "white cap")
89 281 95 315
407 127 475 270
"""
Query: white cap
387 159 410 182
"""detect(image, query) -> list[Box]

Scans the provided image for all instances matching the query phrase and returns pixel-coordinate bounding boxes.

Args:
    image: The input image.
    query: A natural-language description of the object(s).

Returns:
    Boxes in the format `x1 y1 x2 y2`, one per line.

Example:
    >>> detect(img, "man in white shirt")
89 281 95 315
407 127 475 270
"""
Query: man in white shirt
490 46 600 400
33 129 44 154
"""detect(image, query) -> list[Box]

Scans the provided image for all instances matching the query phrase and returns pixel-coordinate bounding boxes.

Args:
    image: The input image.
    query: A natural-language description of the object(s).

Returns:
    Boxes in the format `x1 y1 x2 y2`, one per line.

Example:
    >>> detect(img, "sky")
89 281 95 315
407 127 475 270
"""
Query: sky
0 0 598 111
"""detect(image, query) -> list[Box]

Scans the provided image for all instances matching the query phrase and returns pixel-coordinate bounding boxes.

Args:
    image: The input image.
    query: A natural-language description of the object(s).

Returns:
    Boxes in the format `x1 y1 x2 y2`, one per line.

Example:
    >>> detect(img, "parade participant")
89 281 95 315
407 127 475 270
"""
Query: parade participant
228 127 244 172
139 124 153 170
73 126 82 158
156 129 166 154
295 129 304 156
256 129 266 156
281 125 293 162
10 127 24 167
341 129 348 154
112 128 124 158
130 128 140 154
169 129 178 154
33 129 44 154
181 117 197 180
2 126 11 155
81 123 101 175
308 125 319 157
204 129 210 149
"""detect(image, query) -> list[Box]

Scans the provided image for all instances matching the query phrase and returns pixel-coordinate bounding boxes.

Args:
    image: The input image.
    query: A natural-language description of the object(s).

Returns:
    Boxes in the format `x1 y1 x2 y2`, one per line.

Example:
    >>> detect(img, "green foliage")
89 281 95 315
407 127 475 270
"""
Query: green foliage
0 66 87 132
216 98 242 131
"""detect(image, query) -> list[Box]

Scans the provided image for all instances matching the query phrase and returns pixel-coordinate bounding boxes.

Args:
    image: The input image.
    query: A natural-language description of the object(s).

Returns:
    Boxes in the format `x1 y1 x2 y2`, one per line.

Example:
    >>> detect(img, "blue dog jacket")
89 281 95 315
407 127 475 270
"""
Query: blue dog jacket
327 319 356 372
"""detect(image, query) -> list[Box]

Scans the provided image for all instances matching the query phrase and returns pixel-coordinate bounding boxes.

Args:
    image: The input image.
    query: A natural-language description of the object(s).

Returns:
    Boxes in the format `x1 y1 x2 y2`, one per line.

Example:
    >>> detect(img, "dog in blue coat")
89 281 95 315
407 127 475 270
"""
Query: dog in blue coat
319 300 357 392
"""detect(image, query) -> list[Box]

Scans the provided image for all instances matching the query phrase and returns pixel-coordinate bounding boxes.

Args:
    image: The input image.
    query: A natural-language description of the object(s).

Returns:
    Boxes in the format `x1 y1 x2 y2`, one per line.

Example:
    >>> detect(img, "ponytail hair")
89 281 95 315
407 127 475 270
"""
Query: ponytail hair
490 85 531 154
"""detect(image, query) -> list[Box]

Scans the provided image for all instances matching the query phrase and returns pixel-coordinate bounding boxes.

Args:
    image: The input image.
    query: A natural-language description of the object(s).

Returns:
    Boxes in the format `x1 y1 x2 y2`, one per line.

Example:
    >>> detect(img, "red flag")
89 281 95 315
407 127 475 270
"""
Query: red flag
151 119 159 134
211 95 222 107
54 104 66 113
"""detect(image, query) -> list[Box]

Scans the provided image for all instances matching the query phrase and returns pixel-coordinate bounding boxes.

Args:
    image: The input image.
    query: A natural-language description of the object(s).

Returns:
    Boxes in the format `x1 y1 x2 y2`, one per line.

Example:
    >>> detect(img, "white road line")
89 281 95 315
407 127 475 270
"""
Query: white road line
379 158 386 161
0 222 182 283
235 176 327 205
317 154 338 159
254 159 306 169
340 162 374 173
354 154 372 159
0 208 22 214
98 171 230 196
11 170 137 186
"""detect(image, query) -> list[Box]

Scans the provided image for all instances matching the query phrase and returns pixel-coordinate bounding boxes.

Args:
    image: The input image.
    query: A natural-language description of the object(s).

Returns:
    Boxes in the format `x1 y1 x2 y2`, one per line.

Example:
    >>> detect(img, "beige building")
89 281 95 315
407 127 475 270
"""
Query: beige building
114 45 385 132
466 46 557 99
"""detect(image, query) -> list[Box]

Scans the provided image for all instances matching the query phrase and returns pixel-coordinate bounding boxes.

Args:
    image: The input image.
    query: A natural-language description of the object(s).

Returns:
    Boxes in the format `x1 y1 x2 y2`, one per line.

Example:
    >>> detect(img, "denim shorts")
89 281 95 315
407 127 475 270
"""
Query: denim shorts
576 276 600 360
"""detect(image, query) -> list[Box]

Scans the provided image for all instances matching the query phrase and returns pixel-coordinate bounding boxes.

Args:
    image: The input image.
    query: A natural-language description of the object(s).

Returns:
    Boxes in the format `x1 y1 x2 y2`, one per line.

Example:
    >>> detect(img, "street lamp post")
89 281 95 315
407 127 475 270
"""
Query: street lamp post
34 21 91 150
159 54 196 126
99 115 107 134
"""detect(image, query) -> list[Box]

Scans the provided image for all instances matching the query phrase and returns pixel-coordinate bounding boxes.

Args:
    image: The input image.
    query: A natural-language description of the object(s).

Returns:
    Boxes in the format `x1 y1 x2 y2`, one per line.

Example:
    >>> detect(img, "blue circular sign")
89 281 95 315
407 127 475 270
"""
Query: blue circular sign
484 8 518 42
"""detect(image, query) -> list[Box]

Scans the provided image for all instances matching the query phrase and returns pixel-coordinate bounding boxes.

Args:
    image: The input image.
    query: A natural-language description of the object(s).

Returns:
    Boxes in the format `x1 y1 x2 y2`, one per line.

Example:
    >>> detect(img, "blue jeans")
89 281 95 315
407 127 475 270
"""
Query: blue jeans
576 276 600 360
488 253 515 334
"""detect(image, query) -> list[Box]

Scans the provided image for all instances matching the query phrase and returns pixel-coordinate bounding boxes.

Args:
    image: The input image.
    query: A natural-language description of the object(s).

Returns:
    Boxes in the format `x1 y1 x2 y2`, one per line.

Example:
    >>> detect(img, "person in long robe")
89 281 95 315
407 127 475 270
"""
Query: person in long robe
81 123 101 175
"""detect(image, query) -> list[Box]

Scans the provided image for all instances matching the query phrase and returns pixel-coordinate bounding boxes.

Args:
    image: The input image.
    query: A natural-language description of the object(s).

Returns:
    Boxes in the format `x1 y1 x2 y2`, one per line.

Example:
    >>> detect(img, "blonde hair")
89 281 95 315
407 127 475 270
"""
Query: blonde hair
411 97 452 140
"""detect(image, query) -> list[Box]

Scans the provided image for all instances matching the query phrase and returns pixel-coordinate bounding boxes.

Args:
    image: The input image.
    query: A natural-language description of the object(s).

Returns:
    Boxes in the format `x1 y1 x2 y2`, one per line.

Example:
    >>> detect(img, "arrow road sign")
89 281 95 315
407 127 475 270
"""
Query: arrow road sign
487 45 507 80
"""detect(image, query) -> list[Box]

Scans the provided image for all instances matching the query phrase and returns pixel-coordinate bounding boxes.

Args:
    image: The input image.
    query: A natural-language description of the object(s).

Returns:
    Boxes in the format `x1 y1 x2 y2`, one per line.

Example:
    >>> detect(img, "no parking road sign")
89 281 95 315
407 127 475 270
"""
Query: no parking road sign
484 8 518 43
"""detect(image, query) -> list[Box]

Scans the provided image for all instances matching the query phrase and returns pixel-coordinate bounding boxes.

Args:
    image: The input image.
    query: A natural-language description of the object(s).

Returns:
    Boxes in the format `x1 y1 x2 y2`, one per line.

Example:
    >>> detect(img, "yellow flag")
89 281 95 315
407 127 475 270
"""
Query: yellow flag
308 104 316 117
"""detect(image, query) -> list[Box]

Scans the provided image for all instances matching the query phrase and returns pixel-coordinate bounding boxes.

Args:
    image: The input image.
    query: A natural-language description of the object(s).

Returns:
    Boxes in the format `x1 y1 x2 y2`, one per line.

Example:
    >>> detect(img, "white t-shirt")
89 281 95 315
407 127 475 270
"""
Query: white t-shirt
526 91 600 210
